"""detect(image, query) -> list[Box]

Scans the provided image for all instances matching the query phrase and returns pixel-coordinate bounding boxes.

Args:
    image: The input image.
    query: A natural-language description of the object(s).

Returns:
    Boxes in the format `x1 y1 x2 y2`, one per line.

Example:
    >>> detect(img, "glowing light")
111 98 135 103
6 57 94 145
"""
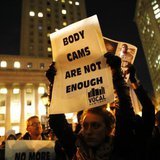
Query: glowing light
62 9 67 14
29 11 35 16
0 88 8 94
14 61 21 68
38 12 43 17
38 87 45 94
0 61 7 68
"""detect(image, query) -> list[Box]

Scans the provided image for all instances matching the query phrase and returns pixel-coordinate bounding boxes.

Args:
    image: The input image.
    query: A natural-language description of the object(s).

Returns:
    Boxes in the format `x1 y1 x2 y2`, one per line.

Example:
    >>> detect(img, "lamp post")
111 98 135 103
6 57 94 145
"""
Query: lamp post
41 92 50 130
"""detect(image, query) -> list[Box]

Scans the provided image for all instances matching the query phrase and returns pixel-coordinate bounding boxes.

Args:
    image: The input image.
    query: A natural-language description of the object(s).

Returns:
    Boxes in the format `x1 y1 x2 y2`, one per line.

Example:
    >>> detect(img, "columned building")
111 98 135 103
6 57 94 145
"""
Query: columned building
135 0 160 109
0 55 51 135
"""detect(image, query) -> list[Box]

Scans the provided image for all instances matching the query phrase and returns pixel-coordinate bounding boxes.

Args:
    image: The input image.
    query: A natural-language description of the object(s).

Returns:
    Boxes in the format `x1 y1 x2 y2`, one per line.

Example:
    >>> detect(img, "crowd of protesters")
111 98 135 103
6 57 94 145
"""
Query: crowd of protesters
0 53 160 160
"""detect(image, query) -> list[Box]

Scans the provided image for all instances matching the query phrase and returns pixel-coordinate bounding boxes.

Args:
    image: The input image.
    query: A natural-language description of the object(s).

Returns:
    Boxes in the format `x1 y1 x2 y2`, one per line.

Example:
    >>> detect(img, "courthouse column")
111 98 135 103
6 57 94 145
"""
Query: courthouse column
5 85 12 133
19 84 26 134
34 84 39 116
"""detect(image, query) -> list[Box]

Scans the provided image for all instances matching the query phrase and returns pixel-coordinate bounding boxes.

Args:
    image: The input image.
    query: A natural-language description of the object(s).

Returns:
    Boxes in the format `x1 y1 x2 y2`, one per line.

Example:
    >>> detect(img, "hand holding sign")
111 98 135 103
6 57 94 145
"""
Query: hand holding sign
49 15 114 114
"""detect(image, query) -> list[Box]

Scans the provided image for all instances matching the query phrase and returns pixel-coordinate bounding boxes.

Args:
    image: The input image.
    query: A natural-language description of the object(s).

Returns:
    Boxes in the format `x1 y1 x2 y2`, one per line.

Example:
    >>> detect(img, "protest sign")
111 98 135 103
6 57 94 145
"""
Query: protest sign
49 15 114 114
103 37 142 114
5 140 55 160
103 37 137 81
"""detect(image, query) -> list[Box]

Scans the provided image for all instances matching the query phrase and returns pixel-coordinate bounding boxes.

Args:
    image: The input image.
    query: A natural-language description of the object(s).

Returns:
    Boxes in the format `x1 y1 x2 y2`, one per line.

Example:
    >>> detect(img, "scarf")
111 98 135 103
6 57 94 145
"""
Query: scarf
73 136 114 160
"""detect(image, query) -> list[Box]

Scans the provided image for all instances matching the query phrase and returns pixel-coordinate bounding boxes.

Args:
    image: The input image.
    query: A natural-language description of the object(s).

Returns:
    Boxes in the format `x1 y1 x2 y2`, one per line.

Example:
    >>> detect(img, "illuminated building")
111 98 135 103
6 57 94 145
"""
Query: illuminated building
135 0 160 109
0 0 86 136
0 55 51 135
20 0 87 57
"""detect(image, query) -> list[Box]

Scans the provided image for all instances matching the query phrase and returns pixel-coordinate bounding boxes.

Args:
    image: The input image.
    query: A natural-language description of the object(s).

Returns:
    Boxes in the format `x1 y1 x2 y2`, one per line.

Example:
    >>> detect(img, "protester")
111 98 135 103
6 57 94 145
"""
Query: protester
126 63 155 160
0 131 18 160
6 134 17 140
0 142 5 160
74 110 83 134
15 132 22 140
46 53 138 160
145 108 160 160
127 63 155 137
21 115 48 140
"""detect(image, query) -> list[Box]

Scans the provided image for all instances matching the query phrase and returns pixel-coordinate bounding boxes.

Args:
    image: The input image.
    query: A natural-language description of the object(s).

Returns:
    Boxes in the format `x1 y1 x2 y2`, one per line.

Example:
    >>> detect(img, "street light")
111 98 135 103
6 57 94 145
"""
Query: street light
41 92 50 130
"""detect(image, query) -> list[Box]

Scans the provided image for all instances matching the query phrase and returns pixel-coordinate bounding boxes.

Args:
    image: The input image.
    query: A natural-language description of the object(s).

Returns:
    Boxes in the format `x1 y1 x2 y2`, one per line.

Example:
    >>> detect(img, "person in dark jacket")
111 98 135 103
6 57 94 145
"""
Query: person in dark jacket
126 63 155 160
46 53 137 160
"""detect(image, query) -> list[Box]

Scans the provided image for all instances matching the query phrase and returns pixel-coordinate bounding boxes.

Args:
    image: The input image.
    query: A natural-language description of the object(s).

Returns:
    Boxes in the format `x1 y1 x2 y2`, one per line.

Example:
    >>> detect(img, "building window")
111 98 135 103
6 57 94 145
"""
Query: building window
13 88 20 94
47 33 50 37
0 61 7 68
40 63 45 69
47 8 51 12
29 11 35 16
0 127 5 136
39 32 43 36
75 1 80 6
38 25 43 30
0 88 7 94
0 100 5 106
47 13 51 18
38 12 43 17
27 62 33 68
47 26 52 30
63 21 67 26
0 114 5 121
14 61 21 68
27 100 32 106
62 9 67 14
26 88 33 94
47 47 52 52
68 1 73 4
47 39 51 44
38 86 45 94
11 101 20 123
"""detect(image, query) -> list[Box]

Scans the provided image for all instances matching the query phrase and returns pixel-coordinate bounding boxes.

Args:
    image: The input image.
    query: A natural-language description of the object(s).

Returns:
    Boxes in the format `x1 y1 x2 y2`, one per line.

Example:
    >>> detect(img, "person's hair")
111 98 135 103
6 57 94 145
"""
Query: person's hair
26 115 40 127
122 44 128 49
80 106 115 134
7 134 17 140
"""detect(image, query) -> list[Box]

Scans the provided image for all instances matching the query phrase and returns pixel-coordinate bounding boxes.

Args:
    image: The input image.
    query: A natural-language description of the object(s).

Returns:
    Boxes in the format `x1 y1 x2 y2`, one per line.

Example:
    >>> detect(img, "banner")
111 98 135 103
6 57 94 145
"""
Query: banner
5 140 55 160
49 15 114 114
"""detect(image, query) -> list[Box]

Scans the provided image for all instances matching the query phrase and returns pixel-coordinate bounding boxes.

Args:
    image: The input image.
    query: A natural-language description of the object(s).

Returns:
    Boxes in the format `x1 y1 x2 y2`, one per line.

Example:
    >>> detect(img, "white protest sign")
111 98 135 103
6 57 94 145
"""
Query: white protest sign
5 140 55 160
49 15 114 114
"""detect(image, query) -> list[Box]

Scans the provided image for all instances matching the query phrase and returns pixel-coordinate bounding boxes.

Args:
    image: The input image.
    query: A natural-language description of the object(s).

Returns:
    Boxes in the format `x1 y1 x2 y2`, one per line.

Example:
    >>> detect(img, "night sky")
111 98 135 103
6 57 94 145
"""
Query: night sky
0 0 21 54
0 0 154 95
85 0 154 96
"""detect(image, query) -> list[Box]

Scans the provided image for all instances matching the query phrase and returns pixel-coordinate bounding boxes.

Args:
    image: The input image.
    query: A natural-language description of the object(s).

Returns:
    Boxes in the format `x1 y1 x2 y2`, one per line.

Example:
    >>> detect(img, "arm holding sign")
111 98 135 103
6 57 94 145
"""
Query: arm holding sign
127 64 155 138
46 63 77 159
46 53 137 159
104 53 136 157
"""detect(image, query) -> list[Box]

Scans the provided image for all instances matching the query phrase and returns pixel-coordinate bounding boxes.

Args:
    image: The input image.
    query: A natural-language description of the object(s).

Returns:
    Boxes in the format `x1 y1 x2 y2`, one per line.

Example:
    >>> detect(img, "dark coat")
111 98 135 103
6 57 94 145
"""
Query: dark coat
21 132 48 140
49 71 137 160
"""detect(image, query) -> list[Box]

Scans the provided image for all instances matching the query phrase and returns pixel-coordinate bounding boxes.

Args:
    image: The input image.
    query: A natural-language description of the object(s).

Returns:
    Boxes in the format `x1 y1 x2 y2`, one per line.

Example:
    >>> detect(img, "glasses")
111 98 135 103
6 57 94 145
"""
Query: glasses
82 122 103 130
30 122 41 127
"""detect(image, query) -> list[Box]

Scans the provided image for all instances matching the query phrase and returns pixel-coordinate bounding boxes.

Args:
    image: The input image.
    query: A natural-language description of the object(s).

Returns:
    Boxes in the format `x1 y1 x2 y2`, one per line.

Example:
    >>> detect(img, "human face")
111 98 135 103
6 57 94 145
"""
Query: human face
81 112 106 147
27 118 43 137
121 44 128 53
